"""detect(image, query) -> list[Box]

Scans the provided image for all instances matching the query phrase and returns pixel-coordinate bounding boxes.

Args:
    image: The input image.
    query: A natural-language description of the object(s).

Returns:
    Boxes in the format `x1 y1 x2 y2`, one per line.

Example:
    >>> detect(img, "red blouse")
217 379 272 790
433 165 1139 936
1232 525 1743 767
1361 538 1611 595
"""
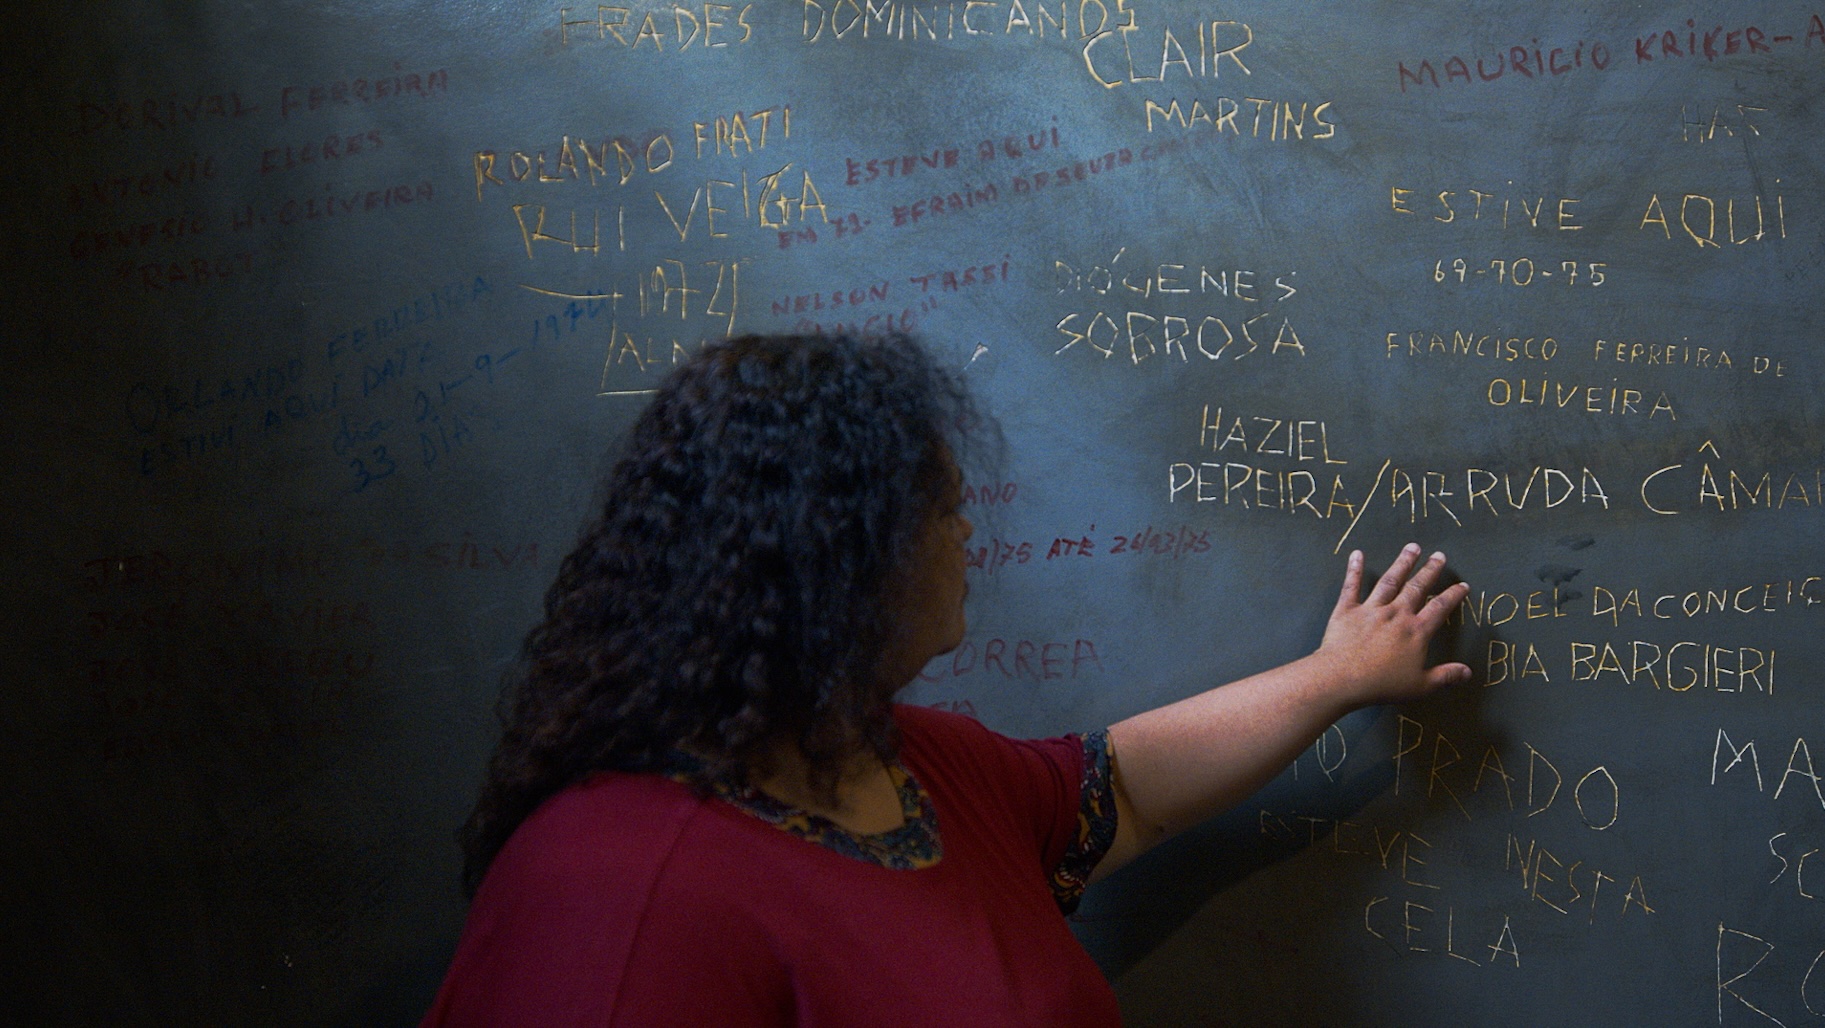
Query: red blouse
423 705 1123 1027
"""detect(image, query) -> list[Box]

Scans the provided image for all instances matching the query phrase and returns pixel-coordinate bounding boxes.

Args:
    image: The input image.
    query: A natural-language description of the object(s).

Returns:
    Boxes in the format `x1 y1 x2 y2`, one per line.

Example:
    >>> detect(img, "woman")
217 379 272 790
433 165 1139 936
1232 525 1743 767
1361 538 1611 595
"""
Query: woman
423 333 1470 1026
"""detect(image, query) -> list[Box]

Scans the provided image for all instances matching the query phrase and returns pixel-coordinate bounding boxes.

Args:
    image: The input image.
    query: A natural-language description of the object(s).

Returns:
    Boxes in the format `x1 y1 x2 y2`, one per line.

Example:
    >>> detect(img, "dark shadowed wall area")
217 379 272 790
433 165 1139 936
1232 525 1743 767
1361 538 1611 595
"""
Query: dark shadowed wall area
6 1 1824 1024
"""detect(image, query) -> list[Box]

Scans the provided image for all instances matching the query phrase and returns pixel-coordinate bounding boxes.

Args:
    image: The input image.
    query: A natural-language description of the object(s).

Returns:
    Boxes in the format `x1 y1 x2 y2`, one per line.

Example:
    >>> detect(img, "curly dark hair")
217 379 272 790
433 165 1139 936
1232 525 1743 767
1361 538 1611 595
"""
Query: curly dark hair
459 332 981 896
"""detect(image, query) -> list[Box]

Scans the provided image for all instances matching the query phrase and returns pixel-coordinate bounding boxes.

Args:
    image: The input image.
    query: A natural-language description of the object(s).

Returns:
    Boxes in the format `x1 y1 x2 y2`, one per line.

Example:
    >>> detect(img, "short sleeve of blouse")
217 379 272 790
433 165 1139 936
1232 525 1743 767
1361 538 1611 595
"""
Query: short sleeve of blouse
890 706 1119 915
1048 729 1119 914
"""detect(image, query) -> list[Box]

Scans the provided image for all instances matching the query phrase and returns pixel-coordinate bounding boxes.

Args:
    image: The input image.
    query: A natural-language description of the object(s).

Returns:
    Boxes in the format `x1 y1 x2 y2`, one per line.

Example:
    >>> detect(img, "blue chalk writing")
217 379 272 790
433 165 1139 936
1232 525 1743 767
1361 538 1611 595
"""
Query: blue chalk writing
326 277 494 363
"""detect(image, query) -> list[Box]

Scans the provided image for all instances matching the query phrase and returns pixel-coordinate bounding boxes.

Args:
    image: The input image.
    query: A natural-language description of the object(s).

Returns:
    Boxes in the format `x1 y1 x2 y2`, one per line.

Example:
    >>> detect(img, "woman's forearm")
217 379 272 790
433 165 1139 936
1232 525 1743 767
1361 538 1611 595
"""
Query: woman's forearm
1091 546 1470 882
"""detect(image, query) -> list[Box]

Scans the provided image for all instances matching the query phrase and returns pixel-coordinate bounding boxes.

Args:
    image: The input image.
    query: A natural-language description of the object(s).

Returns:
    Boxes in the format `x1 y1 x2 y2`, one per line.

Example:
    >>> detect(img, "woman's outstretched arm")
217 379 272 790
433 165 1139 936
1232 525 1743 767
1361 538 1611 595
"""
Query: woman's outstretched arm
1091 544 1471 883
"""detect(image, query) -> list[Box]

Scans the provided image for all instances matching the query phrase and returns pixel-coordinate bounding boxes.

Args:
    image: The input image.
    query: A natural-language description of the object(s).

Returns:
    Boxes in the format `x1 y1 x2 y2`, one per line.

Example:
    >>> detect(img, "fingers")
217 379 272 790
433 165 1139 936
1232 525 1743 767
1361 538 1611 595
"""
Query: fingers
1365 544 1461 617
1332 549 1366 616
1367 543 1423 605
1423 661 1474 690
1415 580 1471 632
1399 550 1450 607
1345 544 1466 619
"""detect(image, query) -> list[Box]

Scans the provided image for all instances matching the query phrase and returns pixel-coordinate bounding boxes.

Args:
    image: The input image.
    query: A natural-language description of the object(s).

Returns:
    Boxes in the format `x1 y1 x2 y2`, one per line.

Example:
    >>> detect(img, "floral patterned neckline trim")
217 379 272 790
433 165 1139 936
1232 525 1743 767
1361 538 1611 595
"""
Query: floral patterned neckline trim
664 755 943 870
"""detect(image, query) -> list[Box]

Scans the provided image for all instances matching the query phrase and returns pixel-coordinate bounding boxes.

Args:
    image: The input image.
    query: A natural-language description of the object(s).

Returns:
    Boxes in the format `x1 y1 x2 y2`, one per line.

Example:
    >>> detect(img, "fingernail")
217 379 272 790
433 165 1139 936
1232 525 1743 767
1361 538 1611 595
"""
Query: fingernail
1404 542 1420 554
1431 551 1446 563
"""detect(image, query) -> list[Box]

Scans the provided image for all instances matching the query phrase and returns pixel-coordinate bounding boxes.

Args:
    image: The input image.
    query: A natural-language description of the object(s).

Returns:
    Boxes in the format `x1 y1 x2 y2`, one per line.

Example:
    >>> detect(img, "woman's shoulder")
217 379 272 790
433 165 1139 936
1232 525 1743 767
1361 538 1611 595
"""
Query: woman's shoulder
891 701 997 745
892 702 1080 762
891 704 1082 797
527 769 694 832
483 773 704 893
